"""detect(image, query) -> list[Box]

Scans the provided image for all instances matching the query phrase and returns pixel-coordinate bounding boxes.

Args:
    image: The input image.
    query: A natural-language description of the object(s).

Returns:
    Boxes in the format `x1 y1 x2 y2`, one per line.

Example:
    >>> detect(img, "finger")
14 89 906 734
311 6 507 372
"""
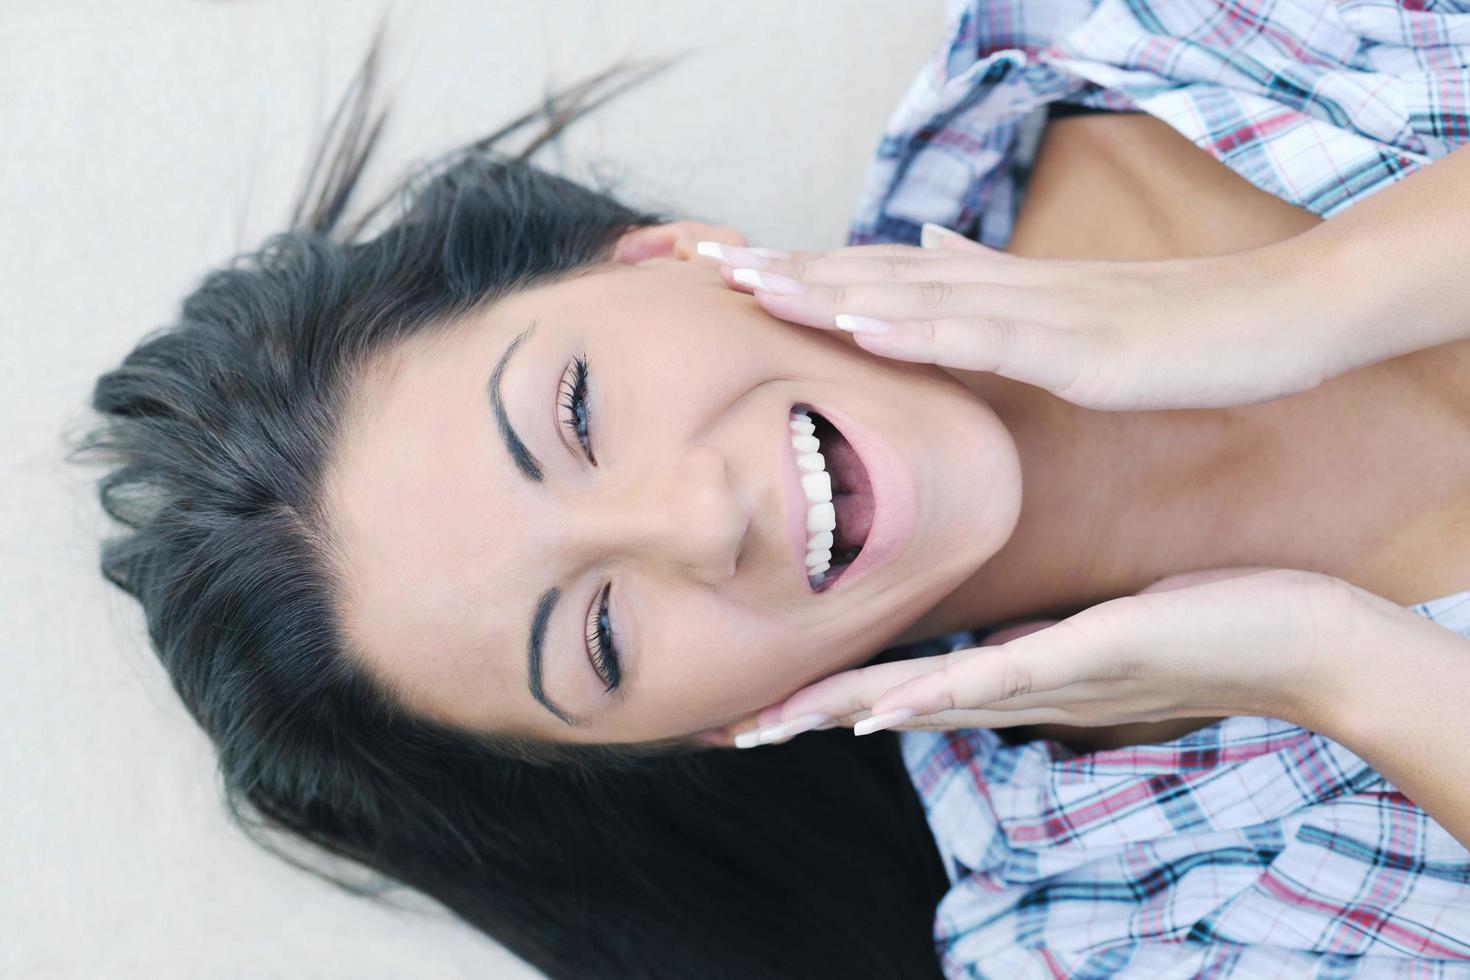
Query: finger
923 221 993 252
717 251 966 295
1136 566 1280 595
742 702 1080 748
980 619 1061 645
846 316 1097 398
756 255 1020 288
869 623 1102 718
703 243 929 288
754 656 957 730
738 278 1065 333
880 705 1076 731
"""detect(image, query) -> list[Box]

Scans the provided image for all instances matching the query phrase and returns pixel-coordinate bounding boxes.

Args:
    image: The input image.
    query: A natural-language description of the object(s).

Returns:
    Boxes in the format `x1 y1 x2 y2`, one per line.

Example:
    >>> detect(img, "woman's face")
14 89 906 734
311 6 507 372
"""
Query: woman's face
326 224 1022 745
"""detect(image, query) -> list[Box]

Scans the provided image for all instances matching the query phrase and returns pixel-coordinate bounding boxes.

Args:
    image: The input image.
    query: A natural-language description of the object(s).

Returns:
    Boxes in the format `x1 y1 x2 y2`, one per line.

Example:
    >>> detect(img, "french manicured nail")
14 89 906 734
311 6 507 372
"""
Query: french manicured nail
733 712 833 748
853 708 915 736
834 314 892 335
733 728 764 749
758 712 834 744
731 268 806 295
920 222 967 250
695 242 789 267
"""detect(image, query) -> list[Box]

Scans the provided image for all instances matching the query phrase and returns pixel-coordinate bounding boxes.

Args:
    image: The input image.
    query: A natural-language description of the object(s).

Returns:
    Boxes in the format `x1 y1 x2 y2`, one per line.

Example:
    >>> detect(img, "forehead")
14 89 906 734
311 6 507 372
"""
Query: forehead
325 303 532 729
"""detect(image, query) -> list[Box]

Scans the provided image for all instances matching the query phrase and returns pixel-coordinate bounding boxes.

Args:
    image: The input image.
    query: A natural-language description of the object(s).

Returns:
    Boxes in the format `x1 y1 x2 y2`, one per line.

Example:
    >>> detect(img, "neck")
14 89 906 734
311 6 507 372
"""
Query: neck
901 370 1289 639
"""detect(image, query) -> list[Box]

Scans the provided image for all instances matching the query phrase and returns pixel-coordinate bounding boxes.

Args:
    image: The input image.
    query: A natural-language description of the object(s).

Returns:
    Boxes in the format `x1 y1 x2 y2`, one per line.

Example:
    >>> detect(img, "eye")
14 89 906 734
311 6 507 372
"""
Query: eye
585 582 621 694
559 355 620 695
558 354 596 464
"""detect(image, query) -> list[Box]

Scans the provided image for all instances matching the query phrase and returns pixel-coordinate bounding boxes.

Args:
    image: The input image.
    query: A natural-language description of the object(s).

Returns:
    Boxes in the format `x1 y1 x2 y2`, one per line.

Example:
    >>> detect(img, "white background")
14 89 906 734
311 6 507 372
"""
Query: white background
1 1 944 976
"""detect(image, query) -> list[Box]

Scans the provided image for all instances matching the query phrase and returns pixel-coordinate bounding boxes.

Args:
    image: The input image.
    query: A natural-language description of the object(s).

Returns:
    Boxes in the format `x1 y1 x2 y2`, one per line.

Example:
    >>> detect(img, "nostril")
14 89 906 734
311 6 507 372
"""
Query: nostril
728 505 752 575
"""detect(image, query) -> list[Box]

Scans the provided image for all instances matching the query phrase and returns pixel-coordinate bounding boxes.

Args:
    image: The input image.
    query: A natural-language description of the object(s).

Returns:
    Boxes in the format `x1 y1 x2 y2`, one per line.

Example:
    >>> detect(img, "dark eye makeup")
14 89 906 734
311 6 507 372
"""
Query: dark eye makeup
558 354 595 463
558 354 623 694
586 582 621 693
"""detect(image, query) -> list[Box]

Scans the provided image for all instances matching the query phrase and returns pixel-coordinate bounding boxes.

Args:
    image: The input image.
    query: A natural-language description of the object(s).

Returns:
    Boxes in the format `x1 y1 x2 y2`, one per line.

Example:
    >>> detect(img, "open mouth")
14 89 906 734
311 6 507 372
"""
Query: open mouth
789 404 874 592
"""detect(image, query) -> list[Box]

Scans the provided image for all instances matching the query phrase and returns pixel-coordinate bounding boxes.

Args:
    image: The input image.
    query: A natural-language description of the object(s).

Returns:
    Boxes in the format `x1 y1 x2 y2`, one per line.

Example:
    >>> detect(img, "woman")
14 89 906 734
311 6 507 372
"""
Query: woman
85 2 1470 978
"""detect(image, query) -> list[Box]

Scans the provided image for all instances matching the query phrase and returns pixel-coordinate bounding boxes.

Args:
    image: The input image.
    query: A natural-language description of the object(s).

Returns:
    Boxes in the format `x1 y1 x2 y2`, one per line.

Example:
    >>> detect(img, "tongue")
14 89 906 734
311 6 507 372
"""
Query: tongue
833 493 872 552
821 425 873 553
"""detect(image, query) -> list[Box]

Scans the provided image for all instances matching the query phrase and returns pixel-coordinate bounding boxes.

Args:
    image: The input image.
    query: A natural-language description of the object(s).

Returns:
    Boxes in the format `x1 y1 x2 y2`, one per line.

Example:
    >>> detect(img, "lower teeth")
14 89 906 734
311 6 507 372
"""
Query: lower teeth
809 545 863 588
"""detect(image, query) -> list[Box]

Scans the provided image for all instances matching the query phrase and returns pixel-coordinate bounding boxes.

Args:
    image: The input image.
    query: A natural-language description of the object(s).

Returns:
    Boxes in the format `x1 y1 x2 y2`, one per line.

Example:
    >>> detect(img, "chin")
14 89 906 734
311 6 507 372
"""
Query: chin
823 434 1019 665
920 385 1023 563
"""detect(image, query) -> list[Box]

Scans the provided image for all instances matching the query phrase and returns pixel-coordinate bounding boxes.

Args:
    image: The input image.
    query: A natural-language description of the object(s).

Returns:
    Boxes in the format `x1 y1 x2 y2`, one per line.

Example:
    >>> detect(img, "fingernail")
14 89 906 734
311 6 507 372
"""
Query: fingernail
733 728 764 749
695 242 788 267
734 711 841 747
834 313 892 335
853 708 914 737
920 222 967 250
733 712 832 749
731 269 806 295
757 712 834 744
733 713 833 748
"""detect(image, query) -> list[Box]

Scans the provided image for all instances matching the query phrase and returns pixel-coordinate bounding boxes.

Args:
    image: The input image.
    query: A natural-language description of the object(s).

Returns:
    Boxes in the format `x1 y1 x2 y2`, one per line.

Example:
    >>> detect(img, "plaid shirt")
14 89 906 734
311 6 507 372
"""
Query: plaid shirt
848 0 1470 249
846 1 1470 975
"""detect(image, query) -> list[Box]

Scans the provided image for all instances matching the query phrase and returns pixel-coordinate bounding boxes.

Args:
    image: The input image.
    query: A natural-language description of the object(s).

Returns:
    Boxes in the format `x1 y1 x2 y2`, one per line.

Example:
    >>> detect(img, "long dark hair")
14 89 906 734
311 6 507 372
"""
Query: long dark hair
83 45 948 979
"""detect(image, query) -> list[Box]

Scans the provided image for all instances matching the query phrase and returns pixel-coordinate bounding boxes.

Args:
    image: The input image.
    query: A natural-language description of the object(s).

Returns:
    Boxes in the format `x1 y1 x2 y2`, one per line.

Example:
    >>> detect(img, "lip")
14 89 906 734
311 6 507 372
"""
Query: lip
778 402 918 594
816 402 917 593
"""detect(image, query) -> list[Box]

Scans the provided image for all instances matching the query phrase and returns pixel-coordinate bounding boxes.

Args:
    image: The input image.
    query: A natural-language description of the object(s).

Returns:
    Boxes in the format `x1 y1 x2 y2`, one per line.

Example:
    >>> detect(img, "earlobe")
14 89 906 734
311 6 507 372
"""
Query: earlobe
691 727 734 748
689 711 762 749
613 220 747 265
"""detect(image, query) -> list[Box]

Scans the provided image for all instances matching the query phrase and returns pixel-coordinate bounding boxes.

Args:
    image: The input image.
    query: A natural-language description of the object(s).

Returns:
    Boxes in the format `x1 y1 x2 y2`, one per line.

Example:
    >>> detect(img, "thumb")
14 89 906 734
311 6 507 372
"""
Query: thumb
920 222 1008 257
1138 566 1281 595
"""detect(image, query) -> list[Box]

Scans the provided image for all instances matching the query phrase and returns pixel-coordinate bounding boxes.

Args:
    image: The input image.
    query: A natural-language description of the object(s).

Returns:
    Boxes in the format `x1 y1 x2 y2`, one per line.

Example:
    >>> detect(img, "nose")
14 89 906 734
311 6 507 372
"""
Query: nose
575 444 750 584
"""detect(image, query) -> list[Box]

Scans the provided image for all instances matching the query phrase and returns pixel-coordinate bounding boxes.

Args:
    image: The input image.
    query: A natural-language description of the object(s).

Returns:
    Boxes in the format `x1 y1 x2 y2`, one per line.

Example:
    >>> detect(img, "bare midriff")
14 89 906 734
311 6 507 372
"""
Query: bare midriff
996 113 1470 753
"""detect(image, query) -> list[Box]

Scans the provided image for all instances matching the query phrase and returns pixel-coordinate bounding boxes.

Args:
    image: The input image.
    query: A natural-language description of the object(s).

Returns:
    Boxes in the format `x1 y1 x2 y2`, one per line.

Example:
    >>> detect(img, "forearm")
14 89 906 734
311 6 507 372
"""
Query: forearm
1287 143 1470 367
1304 595 1470 853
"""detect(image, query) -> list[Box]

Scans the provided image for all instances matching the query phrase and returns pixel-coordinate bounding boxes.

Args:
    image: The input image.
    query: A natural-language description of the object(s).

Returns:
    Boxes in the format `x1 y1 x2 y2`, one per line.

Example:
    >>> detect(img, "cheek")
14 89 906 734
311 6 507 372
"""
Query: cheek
648 593 865 727
613 316 773 410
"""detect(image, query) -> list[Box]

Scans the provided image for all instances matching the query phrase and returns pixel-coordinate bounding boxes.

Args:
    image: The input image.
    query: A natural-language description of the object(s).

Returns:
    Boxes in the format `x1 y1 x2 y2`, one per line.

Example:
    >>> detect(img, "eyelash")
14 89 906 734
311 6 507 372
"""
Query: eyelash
558 354 595 464
560 354 621 693
586 583 621 694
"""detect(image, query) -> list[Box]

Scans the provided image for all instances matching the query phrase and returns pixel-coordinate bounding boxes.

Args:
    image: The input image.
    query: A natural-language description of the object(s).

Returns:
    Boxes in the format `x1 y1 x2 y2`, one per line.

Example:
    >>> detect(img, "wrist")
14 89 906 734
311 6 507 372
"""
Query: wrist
1251 577 1389 734
1292 589 1461 746
1251 225 1383 377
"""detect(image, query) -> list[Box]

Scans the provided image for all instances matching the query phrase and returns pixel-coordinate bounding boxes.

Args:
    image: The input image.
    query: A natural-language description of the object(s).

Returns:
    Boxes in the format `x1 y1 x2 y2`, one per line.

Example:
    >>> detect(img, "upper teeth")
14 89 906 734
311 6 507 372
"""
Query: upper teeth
791 410 834 578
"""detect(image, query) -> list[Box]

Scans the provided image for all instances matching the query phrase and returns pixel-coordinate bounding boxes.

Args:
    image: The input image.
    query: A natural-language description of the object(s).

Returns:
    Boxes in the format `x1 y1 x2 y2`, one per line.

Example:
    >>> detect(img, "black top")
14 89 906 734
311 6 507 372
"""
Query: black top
1047 100 1142 119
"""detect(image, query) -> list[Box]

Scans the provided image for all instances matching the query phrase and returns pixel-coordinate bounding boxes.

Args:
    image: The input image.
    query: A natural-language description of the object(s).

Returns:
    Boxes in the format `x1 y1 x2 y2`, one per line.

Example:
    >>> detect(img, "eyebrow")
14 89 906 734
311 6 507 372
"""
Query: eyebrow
489 327 581 728
489 323 543 483
527 587 581 728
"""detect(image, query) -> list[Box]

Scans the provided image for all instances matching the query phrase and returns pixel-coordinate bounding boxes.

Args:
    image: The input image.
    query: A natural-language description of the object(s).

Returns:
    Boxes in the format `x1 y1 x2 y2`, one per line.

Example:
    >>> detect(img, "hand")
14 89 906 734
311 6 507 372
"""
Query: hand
699 228 1368 412
731 567 1374 747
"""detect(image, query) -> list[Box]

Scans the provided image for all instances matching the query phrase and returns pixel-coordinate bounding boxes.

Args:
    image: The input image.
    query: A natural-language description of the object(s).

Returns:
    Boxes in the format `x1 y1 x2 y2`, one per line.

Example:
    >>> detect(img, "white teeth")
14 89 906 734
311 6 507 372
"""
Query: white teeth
800 471 832 504
791 433 820 455
790 409 849 588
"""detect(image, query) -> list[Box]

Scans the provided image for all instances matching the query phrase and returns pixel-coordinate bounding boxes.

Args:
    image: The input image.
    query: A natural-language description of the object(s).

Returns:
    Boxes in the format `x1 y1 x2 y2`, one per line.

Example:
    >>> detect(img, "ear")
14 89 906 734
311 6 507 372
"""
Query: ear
612 220 747 265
